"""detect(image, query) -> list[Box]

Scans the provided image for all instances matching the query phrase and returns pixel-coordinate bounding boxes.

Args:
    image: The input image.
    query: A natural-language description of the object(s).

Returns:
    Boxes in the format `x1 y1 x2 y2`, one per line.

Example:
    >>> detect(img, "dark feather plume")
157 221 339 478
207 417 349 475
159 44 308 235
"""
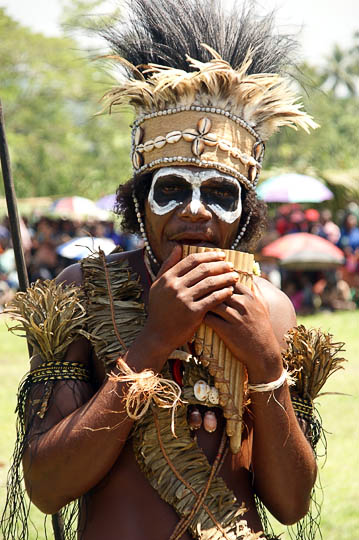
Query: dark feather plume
101 0 297 76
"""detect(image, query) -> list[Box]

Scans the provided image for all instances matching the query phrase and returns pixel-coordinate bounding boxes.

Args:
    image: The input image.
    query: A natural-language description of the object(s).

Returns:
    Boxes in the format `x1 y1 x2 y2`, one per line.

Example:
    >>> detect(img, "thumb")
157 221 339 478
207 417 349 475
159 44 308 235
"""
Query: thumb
156 245 182 278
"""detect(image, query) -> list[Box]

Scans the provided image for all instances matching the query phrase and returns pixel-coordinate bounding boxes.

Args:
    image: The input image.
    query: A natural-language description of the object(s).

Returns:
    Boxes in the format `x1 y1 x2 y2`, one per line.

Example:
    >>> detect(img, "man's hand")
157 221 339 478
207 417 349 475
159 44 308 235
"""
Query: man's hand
204 280 283 383
143 245 239 361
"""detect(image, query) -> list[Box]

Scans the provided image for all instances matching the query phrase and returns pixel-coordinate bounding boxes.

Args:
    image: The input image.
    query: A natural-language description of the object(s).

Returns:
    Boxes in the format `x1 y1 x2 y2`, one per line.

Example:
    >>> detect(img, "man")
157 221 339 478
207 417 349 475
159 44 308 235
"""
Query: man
2 2 330 539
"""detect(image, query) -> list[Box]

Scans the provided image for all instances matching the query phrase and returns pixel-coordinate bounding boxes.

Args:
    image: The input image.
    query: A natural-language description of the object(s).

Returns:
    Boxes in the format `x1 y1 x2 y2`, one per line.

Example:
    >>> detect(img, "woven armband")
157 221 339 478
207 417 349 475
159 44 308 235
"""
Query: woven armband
291 396 321 449
29 361 91 384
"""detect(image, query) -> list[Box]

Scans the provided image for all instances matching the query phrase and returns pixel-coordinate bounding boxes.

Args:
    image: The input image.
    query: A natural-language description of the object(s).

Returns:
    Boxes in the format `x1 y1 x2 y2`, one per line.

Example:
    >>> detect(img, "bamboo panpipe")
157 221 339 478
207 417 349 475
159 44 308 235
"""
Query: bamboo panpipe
182 245 254 453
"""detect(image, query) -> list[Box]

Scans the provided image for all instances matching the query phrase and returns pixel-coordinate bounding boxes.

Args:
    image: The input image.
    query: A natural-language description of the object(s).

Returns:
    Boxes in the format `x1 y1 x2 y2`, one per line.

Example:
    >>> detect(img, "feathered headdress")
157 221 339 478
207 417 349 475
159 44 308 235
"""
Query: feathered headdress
101 0 318 190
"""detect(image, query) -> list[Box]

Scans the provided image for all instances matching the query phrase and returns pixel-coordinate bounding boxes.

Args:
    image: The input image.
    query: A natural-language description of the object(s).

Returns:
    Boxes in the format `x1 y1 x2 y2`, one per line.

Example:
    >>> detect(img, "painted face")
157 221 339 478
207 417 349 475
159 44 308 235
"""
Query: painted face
148 167 242 224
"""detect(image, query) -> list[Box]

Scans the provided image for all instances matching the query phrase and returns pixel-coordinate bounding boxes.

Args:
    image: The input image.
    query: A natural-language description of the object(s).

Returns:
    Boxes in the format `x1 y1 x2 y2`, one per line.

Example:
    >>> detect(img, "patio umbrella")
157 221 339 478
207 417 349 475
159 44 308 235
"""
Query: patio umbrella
261 232 345 270
49 196 108 219
96 194 117 211
56 236 116 260
257 173 333 203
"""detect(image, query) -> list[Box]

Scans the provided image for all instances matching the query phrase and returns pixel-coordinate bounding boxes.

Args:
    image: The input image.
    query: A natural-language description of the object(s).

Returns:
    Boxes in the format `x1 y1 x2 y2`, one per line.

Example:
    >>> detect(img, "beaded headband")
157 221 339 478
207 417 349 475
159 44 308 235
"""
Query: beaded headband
103 45 318 191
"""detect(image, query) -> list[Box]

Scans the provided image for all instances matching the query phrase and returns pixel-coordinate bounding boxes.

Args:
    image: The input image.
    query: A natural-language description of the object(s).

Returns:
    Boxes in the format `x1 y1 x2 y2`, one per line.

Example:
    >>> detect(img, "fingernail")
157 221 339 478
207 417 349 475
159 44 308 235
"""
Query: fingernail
227 262 234 270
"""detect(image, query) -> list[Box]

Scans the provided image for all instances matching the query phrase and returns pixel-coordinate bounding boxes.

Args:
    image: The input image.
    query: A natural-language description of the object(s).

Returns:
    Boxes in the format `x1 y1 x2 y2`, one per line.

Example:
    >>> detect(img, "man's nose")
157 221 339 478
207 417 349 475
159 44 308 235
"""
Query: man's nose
179 196 212 221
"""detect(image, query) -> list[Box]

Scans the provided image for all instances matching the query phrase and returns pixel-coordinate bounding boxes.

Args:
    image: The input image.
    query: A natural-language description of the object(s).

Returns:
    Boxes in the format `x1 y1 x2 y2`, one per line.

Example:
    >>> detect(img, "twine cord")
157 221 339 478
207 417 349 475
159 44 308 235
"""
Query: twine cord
100 250 128 352
169 427 229 540
153 410 232 540
247 369 295 393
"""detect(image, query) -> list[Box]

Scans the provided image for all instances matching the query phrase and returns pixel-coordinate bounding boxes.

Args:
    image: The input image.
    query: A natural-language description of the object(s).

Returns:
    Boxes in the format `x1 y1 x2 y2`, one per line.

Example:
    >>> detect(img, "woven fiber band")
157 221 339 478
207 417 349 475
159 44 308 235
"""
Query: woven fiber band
291 396 314 422
131 108 264 189
29 361 91 383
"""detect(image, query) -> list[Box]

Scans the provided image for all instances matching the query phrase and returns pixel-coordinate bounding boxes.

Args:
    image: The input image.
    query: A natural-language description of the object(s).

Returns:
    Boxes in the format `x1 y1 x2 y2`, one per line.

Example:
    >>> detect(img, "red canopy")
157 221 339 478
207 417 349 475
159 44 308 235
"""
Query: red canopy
261 232 345 270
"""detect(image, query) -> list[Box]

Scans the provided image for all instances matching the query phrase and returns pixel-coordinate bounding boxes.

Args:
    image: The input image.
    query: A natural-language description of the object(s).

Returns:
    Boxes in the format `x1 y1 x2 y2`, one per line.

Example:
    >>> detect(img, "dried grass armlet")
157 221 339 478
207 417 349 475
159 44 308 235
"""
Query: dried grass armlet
30 361 91 384
109 356 184 435
247 369 295 393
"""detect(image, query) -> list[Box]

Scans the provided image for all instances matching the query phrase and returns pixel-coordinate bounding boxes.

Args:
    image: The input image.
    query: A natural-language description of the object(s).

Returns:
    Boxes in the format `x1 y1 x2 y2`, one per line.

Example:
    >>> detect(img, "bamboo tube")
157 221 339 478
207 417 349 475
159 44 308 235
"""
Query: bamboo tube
217 338 228 407
182 244 254 453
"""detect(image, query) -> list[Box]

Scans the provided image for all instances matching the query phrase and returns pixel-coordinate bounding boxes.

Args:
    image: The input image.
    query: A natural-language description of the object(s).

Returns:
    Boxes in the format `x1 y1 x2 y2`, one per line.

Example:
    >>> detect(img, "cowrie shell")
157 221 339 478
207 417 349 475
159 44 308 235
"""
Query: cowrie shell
182 129 198 142
248 165 257 183
143 140 154 152
247 156 257 167
166 131 182 144
239 154 249 166
203 133 218 146
197 117 212 135
194 380 210 401
134 126 144 145
218 140 231 152
154 136 166 149
192 138 205 157
254 143 263 161
132 151 143 169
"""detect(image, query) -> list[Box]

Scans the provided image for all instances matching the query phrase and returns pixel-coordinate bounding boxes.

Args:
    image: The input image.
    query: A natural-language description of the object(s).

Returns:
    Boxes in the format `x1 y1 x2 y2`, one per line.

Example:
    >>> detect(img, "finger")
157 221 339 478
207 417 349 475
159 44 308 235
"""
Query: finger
196 286 234 313
203 311 227 336
183 261 238 287
232 280 253 296
156 245 182 278
224 293 246 309
205 303 239 322
191 272 239 300
175 250 227 277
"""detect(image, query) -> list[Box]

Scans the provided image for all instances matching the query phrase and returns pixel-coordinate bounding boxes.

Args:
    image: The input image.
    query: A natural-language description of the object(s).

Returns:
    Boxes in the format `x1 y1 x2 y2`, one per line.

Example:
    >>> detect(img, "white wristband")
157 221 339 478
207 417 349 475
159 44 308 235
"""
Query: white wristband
247 369 293 393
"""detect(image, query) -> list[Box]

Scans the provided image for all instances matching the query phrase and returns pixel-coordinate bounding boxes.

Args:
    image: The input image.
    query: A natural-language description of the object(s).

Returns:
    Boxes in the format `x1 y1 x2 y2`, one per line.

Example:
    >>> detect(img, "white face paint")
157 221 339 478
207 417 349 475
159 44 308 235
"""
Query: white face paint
148 167 242 224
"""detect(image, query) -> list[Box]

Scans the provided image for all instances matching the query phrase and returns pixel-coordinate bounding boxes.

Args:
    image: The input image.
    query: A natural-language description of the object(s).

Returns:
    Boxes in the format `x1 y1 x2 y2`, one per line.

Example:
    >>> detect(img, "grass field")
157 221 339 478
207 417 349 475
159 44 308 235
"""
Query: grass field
0 311 358 539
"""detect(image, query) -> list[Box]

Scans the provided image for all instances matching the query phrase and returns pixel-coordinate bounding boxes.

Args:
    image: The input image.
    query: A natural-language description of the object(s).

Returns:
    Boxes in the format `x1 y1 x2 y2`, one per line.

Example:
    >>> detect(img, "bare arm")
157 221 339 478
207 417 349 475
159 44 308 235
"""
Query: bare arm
23 333 167 514
205 278 317 525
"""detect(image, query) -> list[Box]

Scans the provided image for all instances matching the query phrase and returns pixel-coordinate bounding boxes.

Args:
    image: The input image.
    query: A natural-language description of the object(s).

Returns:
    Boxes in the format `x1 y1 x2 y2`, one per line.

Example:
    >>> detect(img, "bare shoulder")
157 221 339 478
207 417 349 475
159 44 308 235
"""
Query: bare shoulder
55 250 136 287
254 276 297 348
55 262 83 287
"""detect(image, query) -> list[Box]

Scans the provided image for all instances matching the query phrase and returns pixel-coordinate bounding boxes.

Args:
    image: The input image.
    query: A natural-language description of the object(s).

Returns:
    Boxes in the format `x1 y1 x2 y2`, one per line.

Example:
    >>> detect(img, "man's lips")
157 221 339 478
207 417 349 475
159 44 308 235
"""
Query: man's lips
169 232 216 245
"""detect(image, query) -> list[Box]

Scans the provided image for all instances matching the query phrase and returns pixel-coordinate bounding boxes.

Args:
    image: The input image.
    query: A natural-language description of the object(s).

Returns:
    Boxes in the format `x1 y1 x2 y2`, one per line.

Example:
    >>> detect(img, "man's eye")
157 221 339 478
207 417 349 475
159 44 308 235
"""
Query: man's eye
211 189 232 198
203 186 235 198
161 185 182 193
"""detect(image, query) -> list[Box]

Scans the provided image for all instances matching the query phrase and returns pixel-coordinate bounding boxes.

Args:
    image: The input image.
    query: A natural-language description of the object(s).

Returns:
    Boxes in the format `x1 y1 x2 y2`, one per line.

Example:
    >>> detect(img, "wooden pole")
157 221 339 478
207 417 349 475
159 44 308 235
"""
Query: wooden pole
0 99 65 540
0 100 28 292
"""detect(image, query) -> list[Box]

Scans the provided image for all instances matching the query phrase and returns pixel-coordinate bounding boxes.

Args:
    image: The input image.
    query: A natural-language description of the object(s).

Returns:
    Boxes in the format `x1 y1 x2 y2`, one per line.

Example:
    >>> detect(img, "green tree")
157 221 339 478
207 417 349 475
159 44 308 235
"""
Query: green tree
321 43 357 96
264 56 359 176
0 7 132 200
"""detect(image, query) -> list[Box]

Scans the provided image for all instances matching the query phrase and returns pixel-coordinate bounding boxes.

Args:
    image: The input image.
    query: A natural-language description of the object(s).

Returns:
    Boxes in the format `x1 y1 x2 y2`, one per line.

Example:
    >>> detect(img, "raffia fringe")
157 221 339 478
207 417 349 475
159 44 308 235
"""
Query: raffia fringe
283 325 346 401
110 357 184 435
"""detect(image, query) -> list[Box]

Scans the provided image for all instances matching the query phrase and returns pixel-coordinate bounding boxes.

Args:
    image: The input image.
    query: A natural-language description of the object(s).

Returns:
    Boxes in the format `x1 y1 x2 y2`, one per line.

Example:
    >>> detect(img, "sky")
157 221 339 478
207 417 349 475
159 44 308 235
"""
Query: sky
0 0 358 66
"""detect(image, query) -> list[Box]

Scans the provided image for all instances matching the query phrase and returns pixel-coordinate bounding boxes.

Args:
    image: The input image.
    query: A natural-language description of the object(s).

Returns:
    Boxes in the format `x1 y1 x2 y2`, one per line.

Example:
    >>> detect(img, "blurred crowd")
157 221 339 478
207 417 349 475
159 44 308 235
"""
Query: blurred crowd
259 201 359 314
0 215 141 308
0 201 358 315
